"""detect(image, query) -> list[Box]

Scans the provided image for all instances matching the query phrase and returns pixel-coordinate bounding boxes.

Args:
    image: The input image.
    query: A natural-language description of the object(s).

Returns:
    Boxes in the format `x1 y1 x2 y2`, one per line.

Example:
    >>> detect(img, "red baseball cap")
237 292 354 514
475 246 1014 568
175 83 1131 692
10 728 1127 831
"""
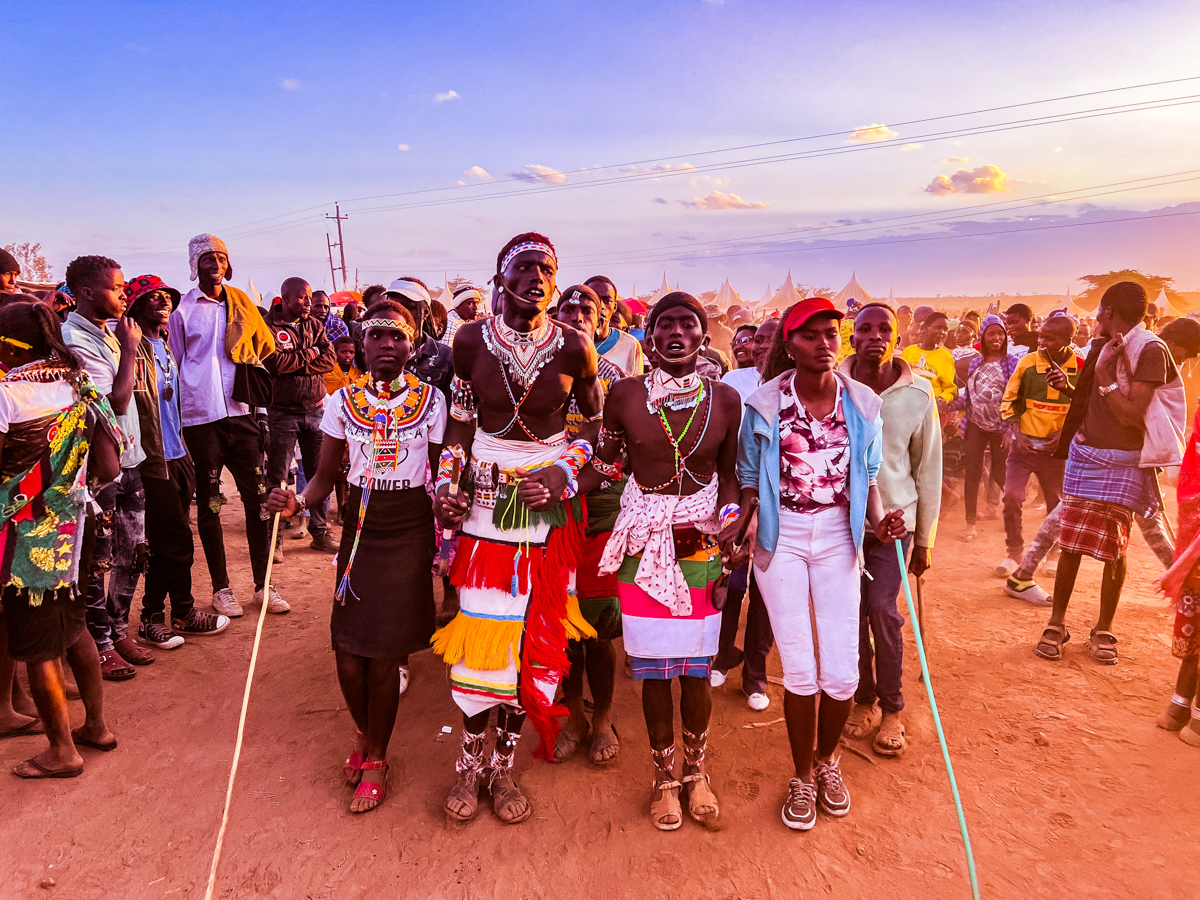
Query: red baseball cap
783 297 843 333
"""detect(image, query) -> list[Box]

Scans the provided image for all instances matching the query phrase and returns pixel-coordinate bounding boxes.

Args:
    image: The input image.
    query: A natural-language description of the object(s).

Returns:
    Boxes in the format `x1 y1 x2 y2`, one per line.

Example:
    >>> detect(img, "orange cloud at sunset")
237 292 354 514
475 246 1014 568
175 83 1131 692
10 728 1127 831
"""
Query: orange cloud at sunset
847 123 898 143
682 191 769 210
924 164 1009 195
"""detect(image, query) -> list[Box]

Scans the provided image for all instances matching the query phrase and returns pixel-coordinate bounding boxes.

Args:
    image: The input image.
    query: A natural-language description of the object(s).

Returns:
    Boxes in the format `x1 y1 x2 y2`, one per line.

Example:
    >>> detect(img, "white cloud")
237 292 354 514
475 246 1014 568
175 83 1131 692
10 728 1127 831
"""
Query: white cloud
397 143 410 151
434 90 460 103
457 166 495 185
509 164 567 185
901 143 923 151
281 78 301 91
681 190 769 211
847 123 897 143
941 156 970 164
620 163 697 175
923 164 1009 195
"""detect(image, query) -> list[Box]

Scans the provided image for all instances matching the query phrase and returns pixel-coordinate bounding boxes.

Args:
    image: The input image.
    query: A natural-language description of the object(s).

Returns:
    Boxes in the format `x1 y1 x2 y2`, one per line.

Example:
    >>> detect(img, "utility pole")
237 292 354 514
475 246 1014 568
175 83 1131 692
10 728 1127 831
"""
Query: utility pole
326 234 339 291
326 203 349 290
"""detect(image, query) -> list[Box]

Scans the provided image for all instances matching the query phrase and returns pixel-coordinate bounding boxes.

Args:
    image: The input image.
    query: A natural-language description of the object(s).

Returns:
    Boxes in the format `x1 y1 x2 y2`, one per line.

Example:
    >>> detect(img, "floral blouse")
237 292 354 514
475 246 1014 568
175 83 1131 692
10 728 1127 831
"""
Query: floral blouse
778 372 851 512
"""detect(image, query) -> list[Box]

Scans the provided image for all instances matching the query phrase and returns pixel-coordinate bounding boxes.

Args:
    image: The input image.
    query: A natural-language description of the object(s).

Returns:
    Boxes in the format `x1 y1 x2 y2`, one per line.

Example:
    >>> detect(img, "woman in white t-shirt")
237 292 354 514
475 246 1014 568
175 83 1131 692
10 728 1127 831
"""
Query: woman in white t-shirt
0 301 121 779
267 300 445 814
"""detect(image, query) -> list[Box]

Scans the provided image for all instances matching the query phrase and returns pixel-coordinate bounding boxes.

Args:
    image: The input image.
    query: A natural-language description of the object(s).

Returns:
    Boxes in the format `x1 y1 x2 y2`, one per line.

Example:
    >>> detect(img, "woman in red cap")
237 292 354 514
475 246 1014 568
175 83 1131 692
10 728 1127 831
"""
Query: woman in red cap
735 297 906 832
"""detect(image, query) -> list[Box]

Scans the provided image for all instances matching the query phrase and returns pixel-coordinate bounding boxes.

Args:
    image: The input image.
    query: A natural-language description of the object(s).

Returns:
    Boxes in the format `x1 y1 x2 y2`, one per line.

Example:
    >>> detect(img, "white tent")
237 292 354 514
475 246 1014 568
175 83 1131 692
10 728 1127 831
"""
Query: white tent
1065 287 1089 318
713 278 741 312
1157 286 1198 316
833 272 873 309
647 273 672 306
758 271 805 312
887 287 896 304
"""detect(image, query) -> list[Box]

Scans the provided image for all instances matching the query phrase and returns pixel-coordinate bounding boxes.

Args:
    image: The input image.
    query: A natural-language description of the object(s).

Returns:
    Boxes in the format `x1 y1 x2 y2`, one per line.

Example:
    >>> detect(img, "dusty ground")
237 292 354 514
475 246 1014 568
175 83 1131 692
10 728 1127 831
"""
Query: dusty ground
3 481 1199 900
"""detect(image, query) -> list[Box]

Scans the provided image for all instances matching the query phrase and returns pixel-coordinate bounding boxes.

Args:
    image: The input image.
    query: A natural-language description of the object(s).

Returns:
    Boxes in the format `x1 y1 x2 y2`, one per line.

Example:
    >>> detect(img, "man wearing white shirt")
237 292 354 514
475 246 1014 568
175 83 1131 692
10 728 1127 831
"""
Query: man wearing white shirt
585 276 645 375
168 234 287 617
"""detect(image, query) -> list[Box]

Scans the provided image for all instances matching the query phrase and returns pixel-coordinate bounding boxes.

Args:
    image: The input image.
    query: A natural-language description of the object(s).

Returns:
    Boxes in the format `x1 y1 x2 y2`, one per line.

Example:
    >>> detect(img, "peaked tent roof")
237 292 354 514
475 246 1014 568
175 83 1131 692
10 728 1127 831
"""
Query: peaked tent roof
647 273 672 306
759 271 805 311
832 272 873 309
713 278 741 312
1157 286 1199 315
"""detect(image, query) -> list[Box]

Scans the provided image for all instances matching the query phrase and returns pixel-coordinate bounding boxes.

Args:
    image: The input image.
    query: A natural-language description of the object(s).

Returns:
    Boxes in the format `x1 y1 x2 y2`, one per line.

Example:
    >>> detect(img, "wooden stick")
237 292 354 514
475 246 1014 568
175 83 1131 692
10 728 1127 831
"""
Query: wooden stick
203 484 285 900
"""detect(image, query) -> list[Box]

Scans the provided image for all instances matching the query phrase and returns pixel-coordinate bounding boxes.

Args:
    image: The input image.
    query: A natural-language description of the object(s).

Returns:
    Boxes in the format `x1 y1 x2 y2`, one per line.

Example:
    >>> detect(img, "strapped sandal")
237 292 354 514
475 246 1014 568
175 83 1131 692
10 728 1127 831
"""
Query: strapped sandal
350 759 388 813
681 728 720 826
1087 629 1119 666
873 714 907 758
649 744 683 831
446 731 487 822
1034 624 1070 661
487 728 532 825
842 703 881 740
344 733 365 785
98 650 135 681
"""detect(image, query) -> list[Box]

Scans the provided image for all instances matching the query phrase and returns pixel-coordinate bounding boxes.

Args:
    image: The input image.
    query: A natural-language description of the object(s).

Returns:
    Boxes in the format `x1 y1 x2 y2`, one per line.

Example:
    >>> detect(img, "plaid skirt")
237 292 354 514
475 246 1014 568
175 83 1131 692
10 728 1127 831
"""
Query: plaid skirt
630 655 712 681
1058 496 1133 563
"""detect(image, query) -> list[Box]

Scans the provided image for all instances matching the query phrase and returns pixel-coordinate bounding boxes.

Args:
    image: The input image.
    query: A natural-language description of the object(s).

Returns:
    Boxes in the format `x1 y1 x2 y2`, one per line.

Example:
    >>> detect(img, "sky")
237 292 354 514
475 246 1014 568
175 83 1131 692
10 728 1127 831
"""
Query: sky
3 0 1199 301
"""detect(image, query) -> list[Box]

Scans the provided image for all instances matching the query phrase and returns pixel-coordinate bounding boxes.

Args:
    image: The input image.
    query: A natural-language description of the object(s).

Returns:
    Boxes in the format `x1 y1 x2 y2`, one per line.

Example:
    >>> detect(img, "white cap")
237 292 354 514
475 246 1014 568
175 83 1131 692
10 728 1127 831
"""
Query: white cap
385 278 431 306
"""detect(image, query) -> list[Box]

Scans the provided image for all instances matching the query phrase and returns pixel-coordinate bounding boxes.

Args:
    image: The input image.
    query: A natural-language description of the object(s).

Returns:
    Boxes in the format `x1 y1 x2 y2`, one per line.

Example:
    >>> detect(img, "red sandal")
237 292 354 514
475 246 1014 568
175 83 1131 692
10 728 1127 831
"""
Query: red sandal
351 759 388 813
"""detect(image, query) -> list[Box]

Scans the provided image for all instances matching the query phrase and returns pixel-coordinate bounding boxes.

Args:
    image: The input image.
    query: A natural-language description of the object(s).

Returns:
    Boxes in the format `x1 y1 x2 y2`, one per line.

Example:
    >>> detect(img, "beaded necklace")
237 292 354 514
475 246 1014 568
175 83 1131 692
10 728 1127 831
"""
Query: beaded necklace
645 367 705 413
147 338 177 401
482 315 564 389
639 379 714 493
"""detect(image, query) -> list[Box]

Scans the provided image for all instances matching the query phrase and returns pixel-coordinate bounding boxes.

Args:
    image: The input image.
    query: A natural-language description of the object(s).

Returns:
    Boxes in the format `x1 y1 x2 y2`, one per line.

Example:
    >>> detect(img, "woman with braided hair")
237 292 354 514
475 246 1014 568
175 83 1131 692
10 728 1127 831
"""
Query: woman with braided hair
0 301 122 778
266 300 446 813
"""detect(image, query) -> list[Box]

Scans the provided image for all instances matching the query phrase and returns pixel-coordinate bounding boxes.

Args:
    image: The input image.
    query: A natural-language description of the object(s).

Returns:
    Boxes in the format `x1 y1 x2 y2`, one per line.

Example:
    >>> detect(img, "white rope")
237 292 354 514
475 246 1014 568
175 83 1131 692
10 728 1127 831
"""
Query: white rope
203 488 286 900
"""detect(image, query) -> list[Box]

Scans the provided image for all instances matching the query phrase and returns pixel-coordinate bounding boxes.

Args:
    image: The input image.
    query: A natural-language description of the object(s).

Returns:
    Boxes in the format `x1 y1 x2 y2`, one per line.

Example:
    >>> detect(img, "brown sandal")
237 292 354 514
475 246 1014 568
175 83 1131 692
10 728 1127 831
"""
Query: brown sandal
445 731 486 822
873 714 907 757
681 727 719 826
98 650 135 681
113 636 154 666
843 702 881 739
1087 629 1119 665
1034 624 1070 661
649 743 683 831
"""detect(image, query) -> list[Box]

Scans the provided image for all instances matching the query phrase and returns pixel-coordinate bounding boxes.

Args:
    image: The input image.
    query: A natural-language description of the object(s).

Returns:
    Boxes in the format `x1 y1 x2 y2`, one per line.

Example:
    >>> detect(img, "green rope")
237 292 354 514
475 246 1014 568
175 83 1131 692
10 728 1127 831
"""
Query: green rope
895 540 981 900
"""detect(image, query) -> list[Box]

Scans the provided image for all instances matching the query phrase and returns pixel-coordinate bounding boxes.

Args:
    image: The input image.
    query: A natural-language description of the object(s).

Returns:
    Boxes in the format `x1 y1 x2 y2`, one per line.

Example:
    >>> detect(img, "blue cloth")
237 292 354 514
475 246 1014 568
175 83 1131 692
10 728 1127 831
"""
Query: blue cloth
149 338 186 461
323 312 349 343
738 371 882 567
1062 439 1155 515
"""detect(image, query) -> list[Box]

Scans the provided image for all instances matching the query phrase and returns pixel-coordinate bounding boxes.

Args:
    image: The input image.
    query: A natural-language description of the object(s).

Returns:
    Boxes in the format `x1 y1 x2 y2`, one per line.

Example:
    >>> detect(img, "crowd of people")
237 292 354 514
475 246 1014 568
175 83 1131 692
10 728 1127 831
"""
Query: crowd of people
0 237 1197 834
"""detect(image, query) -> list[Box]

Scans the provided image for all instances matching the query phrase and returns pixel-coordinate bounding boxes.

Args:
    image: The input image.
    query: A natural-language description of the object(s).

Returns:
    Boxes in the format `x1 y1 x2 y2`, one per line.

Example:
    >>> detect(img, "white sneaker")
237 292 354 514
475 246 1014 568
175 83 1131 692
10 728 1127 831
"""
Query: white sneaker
1004 578 1051 605
994 558 1018 578
255 585 290 614
710 669 727 688
398 665 410 696
747 692 770 711
212 588 244 618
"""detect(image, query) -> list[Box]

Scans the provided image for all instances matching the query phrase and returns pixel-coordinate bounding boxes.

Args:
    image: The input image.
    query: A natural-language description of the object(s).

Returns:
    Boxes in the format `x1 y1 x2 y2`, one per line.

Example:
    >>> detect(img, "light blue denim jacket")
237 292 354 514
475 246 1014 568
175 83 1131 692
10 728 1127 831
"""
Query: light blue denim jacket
736 370 883 572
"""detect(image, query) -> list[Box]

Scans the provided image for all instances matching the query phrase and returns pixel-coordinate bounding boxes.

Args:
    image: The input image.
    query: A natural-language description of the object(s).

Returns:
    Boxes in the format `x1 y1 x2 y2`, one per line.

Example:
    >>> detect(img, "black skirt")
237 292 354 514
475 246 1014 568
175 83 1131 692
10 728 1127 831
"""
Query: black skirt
331 486 436 659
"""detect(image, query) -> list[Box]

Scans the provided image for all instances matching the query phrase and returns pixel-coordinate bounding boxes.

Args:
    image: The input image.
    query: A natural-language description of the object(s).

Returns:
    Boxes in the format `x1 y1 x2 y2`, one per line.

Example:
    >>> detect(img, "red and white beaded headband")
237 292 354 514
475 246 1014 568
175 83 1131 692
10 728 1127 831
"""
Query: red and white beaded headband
499 241 556 274
361 318 416 340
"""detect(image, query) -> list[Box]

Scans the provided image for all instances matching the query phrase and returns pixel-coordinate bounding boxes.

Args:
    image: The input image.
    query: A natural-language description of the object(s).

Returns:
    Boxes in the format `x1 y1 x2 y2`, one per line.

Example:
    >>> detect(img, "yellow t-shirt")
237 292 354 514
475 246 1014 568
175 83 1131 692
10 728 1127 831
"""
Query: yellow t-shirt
900 344 957 401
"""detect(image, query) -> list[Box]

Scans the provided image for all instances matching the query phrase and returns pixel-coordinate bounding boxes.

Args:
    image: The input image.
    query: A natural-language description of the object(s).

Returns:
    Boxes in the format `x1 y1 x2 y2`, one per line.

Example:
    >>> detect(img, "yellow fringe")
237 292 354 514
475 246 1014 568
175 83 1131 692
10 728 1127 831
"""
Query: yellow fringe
431 612 524 672
562 592 598 642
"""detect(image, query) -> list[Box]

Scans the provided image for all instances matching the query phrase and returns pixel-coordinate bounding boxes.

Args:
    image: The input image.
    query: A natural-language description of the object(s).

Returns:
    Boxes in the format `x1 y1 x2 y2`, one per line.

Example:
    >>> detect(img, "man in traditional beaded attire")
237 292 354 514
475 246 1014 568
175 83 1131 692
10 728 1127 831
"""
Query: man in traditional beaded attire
433 234 602 825
592 292 744 831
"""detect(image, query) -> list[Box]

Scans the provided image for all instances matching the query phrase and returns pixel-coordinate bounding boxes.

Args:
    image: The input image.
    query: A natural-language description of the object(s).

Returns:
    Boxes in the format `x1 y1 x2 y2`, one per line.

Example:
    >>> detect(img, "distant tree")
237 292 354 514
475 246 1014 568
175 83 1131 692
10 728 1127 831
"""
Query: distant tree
1077 269 1182 311
2 242 54 283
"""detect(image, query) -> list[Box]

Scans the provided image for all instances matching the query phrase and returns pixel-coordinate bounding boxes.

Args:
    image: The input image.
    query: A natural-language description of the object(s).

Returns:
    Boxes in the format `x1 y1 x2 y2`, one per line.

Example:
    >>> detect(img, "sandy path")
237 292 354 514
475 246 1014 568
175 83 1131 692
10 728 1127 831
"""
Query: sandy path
3 484 1199 899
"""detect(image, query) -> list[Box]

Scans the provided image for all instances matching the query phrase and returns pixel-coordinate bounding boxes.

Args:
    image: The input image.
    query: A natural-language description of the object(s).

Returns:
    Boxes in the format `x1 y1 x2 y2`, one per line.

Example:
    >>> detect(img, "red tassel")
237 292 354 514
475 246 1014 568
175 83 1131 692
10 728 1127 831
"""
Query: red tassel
449 536 540 595
521 524 576 759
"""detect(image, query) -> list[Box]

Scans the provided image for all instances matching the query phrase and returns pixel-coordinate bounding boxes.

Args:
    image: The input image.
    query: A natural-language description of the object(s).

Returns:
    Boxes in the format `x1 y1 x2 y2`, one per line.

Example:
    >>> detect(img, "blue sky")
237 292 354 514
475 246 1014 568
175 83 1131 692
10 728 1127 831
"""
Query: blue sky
3 0 1199 300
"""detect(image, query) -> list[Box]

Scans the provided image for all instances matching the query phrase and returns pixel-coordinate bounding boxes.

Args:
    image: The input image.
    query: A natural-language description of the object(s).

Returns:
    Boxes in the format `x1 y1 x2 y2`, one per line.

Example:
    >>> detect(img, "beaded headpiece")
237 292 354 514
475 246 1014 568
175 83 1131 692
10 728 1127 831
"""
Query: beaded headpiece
360 318 416 341
499 241 556 275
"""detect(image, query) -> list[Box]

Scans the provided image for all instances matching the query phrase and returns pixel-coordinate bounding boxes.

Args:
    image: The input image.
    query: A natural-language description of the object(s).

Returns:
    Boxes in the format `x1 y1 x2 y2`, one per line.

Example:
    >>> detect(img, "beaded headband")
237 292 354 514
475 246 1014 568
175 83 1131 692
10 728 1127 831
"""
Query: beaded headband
499 241 556 274
360 318 416 340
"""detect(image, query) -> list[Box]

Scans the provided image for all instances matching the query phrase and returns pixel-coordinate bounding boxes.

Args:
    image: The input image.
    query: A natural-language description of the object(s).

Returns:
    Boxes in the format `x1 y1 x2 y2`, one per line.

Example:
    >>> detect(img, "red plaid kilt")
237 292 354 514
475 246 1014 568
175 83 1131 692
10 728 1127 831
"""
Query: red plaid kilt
1059 496 1133 563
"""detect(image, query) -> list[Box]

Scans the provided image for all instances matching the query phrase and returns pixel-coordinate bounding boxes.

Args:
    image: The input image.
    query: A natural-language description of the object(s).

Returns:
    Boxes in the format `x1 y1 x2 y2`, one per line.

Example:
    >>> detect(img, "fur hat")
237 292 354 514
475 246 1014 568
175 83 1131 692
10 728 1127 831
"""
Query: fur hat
188 233 232 282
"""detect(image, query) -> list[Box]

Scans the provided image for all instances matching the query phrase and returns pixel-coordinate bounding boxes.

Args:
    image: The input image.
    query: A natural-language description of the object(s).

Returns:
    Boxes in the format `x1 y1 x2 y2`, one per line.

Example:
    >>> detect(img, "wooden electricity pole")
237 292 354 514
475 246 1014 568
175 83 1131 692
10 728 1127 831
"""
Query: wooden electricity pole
326 203 349 290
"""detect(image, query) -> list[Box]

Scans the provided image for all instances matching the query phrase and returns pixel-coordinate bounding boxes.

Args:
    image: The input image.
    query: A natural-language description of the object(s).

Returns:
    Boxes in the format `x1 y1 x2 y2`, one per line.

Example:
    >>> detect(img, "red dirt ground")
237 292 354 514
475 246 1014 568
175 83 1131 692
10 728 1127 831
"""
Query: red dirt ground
3 482 1199 899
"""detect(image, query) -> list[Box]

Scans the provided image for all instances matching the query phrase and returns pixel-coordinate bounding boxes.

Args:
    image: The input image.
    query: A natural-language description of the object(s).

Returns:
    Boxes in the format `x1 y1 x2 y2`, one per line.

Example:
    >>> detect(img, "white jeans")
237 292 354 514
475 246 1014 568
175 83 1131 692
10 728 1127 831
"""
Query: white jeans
755 506 861 701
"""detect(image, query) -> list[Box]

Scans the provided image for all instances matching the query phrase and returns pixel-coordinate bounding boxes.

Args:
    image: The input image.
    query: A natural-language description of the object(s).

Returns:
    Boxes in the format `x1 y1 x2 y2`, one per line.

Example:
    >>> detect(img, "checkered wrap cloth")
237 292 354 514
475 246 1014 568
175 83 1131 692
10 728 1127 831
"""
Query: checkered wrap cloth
1059 496 1133 563
1062 439 1155 515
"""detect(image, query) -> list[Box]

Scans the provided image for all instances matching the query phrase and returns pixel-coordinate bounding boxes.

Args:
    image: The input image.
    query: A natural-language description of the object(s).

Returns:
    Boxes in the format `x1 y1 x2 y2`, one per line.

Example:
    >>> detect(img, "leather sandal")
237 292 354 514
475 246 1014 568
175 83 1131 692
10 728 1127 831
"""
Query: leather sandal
489 767 532 825
682 771 720 826
350 759 387 813
98 650 135 681
1034 624 1070 661
113 636 154 666
1087 629 1119 665
650 777 684 831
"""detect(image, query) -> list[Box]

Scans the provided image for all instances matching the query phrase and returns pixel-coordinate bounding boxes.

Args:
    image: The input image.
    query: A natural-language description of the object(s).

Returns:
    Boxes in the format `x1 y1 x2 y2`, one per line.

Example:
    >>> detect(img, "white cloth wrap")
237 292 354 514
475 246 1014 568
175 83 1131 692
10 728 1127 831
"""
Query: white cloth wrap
598 477 720 616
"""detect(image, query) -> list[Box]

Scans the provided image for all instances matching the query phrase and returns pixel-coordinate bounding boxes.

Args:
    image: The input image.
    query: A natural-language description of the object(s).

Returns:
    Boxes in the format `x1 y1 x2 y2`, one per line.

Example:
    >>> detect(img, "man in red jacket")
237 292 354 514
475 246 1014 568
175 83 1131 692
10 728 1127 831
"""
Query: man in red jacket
264 277 338 554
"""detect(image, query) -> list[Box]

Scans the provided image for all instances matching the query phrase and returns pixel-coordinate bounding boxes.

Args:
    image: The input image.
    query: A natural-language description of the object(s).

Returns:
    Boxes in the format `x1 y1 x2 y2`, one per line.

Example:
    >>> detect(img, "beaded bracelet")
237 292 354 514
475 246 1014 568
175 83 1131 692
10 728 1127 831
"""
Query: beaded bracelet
554 460 580 500
718 503 740 531
591 456 622 480
434 447 457 491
